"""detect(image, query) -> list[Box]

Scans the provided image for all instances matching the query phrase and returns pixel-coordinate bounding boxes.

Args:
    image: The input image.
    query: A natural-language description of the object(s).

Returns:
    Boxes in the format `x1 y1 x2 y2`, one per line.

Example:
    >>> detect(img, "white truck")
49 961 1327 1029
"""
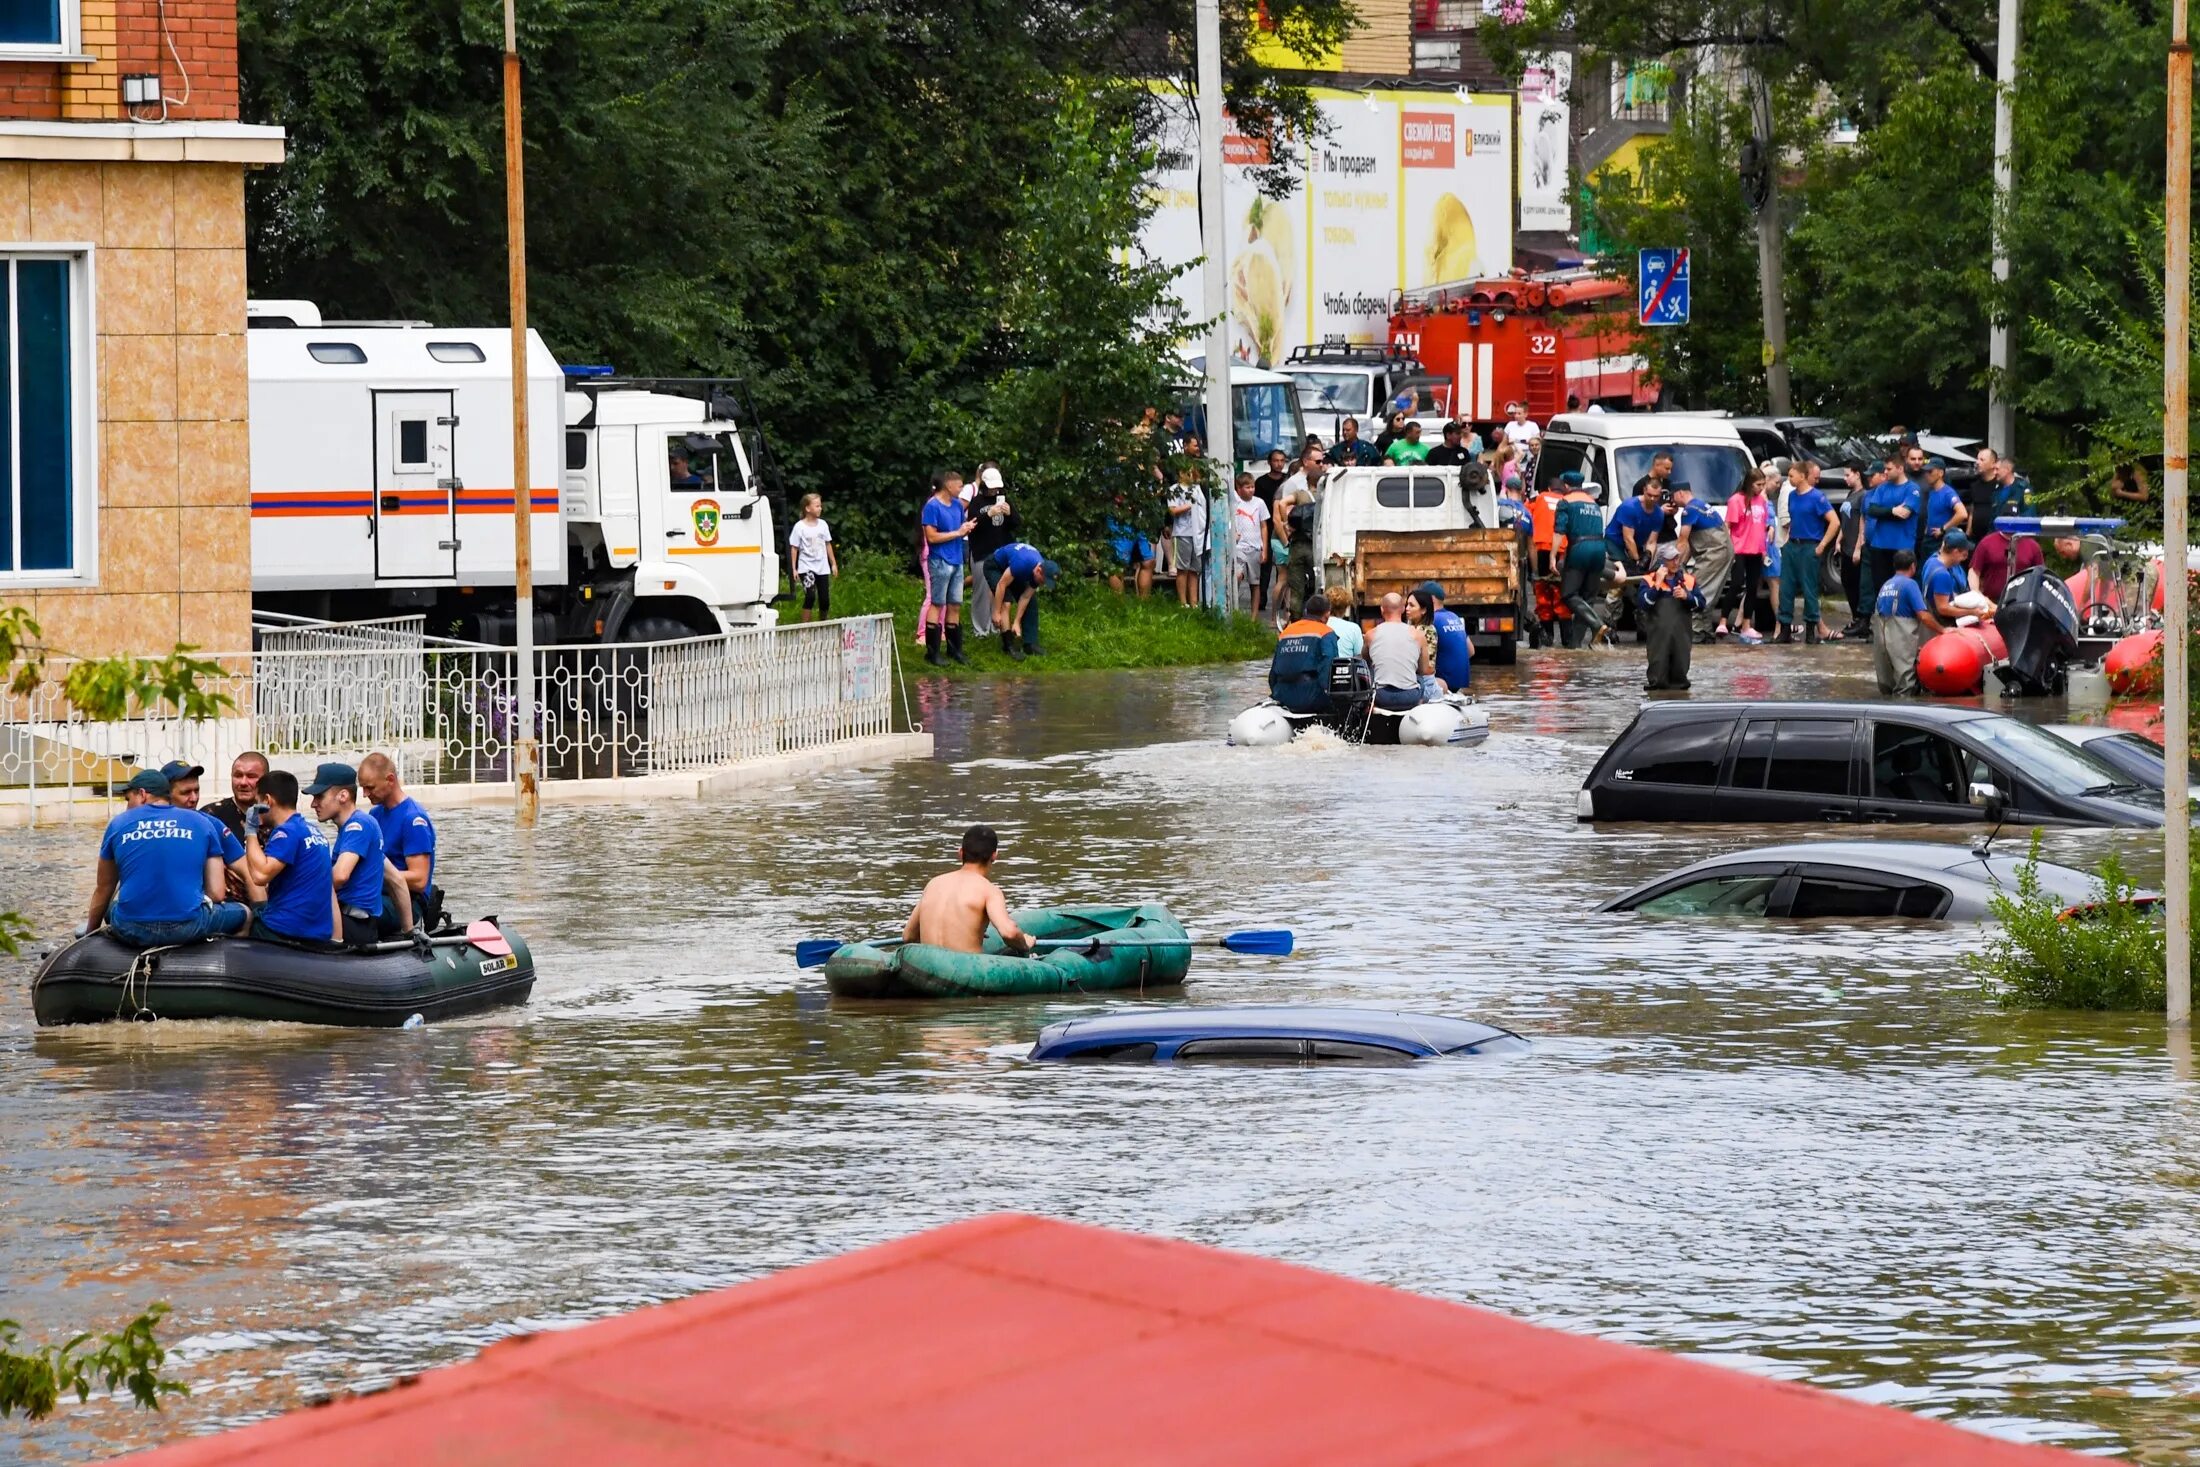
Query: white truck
1312 463 1523 664
245 300 778 643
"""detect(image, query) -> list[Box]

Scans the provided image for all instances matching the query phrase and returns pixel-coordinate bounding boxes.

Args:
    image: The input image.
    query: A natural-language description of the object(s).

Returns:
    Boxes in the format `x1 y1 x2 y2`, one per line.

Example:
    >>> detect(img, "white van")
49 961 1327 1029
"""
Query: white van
1532 412 1755 507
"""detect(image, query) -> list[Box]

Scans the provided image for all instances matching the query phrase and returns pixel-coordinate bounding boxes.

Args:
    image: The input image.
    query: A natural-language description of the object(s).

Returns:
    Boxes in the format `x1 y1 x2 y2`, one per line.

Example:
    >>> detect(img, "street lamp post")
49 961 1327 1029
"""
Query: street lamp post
503 0 537 825
2166 0 2192 1024
1196 0 1234 613
1987 0 2019 457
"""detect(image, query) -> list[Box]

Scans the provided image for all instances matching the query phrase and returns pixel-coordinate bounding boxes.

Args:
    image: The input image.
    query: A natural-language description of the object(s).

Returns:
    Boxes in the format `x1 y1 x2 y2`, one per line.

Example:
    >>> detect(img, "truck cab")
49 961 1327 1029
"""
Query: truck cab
1312 464 1521 663
560 378 778 640
1281 343 1424 443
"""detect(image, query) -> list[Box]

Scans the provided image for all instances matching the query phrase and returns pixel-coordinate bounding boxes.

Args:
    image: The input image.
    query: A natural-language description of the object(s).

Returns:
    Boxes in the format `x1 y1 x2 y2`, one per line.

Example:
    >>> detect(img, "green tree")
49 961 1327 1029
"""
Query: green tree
0 1306 185 1422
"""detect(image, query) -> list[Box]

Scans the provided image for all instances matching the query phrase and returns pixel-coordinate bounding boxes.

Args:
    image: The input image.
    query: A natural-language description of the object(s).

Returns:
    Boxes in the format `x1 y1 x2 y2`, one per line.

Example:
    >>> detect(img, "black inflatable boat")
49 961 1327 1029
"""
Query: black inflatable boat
31 919 535 1027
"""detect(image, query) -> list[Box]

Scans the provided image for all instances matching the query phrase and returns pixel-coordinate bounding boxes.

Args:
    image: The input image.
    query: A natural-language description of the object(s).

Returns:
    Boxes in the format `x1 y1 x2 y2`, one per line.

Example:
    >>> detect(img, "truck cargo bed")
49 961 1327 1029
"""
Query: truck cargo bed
1351 528 1519 607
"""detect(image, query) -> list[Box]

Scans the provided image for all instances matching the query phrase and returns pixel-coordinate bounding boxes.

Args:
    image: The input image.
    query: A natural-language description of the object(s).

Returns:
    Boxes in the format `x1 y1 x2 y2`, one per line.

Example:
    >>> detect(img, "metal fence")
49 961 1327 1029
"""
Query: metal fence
0 613 905 814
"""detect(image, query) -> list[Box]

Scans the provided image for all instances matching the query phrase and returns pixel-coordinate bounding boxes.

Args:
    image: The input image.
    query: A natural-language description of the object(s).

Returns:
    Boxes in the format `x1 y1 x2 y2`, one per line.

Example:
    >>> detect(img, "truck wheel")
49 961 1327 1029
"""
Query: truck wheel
618 615 694 644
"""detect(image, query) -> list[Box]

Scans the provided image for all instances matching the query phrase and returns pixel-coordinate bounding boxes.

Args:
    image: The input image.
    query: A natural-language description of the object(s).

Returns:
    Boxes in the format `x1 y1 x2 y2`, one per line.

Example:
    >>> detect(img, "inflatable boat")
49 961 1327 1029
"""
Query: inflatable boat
31 919 535 1027
1228 692 1490 748
823 904 1190 999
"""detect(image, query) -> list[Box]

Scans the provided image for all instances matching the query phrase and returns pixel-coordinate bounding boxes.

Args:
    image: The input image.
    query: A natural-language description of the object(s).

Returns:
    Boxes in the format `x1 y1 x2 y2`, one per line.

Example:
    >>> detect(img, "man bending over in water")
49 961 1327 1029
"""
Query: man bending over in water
904 825 1033 955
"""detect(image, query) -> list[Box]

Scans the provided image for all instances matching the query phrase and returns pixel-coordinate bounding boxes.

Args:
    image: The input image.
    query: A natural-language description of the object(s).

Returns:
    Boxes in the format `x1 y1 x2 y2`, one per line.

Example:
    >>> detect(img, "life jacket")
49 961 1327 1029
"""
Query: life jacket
1638 564 1698 610
1269 619 1339 714
1529 490 1562 553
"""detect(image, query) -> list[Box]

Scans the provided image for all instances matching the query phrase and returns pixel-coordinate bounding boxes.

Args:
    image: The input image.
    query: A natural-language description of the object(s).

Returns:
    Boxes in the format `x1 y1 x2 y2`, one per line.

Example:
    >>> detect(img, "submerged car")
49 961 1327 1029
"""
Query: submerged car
1600 840 2105 921
1029 1007 1528 1066
1578 701 2164 827
2045 725 2192 795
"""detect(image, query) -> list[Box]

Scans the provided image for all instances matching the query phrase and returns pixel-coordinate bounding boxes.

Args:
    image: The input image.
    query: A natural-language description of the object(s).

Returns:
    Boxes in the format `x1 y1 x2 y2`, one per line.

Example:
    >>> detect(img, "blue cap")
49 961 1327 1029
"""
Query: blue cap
1040 559 1061 582
1559 470 1584 486
302 760 357 796
124 768 170 796
158 759 204 783
1416 579 1447 602
1943 530 1972 552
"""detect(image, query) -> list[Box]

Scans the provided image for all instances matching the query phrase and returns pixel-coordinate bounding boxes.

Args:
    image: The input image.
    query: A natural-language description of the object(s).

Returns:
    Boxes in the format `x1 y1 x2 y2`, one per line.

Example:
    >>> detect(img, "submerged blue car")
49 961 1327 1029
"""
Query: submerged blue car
1028 1006 1529 1066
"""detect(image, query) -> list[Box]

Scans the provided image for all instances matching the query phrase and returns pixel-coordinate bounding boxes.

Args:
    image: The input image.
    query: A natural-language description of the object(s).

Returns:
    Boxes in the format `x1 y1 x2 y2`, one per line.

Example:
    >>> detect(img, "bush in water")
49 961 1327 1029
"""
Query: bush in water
0 1304 186 1421
1966 833 2168 1011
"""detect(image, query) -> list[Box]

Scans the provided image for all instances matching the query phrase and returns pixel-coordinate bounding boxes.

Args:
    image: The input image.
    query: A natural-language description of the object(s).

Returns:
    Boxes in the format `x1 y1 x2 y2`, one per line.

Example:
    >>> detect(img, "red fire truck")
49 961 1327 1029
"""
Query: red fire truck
1387 269 1656 426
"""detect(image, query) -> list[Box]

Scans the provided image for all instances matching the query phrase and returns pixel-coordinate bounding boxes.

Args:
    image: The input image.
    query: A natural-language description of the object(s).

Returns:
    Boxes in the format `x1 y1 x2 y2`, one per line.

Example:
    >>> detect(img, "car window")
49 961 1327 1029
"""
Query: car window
1410 475 1447 508
1742 429 1787 463
1615 443 1753 500
1729 720 1775 788
1175 1038 1311 1064
2098 734 2169 786
1766 719 1855 796
1618 719 1734 786
1958 717 2132 797
1871 724 1969 804
1537 440 1587 492
1306 1040 1418 1067
1789 874 1947 919
1060 1043 1159 1063
1634 873 1782 916
1375 475 1412 508
1290 371 1373 415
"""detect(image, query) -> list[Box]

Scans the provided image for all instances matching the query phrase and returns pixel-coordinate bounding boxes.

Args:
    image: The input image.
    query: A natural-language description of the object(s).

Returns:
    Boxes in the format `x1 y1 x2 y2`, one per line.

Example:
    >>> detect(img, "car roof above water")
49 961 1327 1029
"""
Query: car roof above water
1031 1006 1521 1057
1652 840 2103 902
1628 699 1994 728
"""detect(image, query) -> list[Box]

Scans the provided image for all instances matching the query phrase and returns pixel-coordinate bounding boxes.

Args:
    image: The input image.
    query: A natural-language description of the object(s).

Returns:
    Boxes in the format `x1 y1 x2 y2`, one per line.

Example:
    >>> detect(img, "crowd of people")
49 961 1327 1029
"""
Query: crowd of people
84 751 442 953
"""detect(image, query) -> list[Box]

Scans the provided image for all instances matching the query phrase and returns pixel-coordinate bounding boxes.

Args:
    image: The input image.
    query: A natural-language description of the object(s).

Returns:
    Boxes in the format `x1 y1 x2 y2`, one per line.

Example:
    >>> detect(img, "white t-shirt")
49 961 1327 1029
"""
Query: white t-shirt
788 517 833 576
1167 485 1208 552
1503 418 1542 447
1367 620 1422 689
1229 492 1269 552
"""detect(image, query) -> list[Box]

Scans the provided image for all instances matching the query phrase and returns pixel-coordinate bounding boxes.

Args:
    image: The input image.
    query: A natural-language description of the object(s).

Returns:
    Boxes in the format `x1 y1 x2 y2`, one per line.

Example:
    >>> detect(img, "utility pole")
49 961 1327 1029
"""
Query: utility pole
1196 0 1234 613
2165 0 2191 1026
1748 70 1791 417
503 0 537 826
1987 0 2020 456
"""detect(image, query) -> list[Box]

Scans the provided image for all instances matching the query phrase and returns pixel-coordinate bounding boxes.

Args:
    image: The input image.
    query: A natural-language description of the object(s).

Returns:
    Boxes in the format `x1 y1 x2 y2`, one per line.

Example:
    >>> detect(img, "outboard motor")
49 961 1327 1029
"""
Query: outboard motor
1992 566 2080 696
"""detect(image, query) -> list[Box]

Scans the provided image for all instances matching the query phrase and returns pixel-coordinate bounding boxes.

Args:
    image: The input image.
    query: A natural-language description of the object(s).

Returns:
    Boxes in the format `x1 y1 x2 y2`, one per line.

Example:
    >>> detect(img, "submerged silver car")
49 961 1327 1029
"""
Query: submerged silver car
1600 840 2107 920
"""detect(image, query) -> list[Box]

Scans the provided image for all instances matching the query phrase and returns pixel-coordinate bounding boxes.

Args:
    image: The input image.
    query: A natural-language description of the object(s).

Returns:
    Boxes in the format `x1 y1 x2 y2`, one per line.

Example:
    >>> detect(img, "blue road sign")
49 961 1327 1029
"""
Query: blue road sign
1638 247 1690 327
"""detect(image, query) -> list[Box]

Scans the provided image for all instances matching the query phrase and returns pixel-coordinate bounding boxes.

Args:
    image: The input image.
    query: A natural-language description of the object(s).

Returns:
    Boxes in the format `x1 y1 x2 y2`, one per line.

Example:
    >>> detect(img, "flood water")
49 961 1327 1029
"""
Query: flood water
4 642 2195 1462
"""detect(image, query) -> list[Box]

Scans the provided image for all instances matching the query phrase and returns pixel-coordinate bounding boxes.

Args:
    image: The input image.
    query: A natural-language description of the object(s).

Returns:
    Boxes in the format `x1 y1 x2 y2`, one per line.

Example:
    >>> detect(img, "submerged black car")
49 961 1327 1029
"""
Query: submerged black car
1579 701 2164 827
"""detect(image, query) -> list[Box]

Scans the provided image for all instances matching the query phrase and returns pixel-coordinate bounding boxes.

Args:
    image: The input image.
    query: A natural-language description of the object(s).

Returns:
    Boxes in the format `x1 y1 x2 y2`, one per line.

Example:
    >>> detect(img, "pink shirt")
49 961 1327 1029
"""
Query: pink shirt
1725 493 1771 555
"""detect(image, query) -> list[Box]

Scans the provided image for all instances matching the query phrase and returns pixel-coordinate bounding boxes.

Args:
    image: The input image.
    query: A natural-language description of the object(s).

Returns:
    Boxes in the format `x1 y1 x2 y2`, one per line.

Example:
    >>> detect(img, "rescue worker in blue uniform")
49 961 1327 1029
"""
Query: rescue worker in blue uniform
1269 593 1341 715
245 768 338 945
1638 543 1706 692
985 542 1058 660
1417 581 1473 691
1553 472 1609 648
84 768 250 947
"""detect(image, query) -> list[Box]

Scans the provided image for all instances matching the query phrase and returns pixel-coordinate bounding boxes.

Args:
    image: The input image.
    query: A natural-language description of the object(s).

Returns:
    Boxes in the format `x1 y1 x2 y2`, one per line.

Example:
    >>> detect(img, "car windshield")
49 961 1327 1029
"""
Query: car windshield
1634 873 1781 917
1288 370 1374 414
1792 425 1877 466
1614 443 1753 499
1961 716 2141 797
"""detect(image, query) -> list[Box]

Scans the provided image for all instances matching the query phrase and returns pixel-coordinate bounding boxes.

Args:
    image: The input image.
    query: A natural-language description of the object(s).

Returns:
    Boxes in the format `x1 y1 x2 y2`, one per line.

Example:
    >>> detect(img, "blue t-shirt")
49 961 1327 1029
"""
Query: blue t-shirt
920 496 967 565
260 812 335 941
99 803 221 926
1672 498 1723 534
1607 497 1661 553
1786 488 1834 545
1922 559 1968 607
186 807 245 867
333 810 385 916
1875 574 1927 621
1925 486 1965 534
1432 608 1472 689
372 797 437 890
1865 481 1922 552
989 542 1044 587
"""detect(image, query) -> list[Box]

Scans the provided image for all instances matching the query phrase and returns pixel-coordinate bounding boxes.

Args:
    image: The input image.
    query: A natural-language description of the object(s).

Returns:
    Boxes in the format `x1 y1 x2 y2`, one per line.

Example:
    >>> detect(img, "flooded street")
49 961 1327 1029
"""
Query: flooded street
5 643 2197 1462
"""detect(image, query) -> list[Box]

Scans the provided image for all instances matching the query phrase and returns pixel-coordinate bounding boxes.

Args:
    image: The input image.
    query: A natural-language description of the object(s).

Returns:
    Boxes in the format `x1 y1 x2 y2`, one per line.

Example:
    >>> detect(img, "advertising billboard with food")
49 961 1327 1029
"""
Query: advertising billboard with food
1137 88 1514 367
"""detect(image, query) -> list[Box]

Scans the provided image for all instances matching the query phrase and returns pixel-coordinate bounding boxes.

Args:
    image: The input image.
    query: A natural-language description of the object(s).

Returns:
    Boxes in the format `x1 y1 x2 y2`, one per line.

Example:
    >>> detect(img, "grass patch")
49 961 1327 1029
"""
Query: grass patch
1965 833 2170 1011
813 551 1275 677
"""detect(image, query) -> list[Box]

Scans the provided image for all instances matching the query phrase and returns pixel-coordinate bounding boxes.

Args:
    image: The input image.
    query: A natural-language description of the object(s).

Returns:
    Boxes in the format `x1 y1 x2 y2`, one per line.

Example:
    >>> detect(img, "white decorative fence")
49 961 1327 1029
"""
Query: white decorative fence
0 614 904 815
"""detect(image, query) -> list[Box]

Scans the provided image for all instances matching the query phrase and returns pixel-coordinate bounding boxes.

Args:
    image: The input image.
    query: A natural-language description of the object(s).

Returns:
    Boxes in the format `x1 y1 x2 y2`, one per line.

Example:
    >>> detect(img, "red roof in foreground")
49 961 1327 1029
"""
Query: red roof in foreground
130 1213 2080 1465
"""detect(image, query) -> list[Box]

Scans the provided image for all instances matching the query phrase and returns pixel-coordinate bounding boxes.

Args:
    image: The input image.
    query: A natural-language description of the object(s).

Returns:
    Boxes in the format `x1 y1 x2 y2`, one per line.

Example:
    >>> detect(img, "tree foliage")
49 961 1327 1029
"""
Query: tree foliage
0 1305 186 1421
239 0 1355 555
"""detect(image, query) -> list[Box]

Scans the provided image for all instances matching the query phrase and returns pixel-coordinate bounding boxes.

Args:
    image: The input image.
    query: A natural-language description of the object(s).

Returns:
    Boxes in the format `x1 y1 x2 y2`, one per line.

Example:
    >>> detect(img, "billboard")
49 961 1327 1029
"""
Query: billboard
1138 88 1515 367
1518 54 1572 233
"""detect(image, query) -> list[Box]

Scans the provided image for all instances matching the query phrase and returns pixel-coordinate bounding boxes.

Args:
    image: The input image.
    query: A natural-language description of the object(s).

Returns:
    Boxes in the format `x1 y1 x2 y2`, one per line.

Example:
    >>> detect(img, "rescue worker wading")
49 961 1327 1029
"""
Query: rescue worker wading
1269 592 1341 716
1552 473 1609 648
1638 544 1705 692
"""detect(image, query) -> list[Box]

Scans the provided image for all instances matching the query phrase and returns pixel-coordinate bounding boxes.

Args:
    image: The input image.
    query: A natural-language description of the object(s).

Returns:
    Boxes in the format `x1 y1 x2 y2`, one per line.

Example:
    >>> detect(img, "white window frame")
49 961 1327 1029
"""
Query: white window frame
0 243 98 588
0 0 84 61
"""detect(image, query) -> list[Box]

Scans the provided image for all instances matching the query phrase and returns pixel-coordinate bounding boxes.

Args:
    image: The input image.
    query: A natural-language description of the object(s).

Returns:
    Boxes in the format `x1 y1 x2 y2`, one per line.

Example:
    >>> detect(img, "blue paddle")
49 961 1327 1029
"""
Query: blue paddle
794 928 1293 970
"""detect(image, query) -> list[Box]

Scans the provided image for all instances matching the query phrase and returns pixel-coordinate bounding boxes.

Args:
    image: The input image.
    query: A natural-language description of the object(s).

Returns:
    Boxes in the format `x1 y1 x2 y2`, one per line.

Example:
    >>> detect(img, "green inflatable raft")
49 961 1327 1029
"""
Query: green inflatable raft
823 903 1191 999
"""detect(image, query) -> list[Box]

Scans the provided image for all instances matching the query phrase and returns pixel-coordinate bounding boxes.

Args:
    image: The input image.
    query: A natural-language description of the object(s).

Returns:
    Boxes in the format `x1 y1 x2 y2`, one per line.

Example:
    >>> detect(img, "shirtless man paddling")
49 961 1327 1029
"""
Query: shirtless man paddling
903 825 1033 955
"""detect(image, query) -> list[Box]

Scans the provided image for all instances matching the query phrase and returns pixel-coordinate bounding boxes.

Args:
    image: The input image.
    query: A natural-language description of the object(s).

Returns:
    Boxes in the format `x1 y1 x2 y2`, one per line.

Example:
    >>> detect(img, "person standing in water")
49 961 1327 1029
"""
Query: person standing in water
904 825 1033 955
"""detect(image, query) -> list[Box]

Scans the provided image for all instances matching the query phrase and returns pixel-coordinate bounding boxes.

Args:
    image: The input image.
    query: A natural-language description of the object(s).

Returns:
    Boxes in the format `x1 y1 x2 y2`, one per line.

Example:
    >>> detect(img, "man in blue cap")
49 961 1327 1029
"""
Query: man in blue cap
243 768 337 944
984 542 1058 660
160 759 255 902
84 768 249 947
305 760 411 949
1417 580 1473 691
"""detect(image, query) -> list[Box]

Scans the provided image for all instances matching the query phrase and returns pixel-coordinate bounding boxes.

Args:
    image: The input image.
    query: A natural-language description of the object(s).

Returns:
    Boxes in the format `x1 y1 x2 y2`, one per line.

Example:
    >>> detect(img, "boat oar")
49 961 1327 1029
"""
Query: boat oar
794 928 1293 969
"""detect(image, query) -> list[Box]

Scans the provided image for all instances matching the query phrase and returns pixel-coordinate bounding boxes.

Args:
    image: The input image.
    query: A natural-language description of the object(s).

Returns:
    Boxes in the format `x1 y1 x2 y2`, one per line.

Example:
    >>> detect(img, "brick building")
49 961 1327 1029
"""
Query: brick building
0 0 280 661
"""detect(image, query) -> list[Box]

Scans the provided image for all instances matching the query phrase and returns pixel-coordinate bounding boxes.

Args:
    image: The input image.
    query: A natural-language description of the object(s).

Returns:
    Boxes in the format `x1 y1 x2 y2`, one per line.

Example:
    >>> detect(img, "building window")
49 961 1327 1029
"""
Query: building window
0 0 76 53
0 254 92 582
